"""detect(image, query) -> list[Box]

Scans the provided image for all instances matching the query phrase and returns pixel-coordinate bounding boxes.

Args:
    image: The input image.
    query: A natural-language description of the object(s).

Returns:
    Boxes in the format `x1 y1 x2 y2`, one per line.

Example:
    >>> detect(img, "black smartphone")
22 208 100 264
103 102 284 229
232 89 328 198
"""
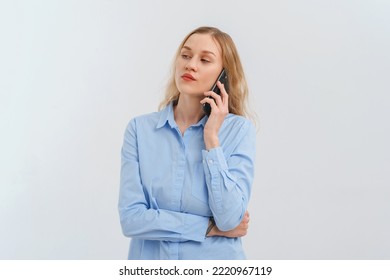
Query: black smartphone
203 69 229 116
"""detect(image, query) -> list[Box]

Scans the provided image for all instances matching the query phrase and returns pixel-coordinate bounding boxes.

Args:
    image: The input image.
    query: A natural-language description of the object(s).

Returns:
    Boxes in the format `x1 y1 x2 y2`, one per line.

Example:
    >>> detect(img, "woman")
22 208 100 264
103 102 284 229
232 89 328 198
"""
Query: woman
119 26 256 259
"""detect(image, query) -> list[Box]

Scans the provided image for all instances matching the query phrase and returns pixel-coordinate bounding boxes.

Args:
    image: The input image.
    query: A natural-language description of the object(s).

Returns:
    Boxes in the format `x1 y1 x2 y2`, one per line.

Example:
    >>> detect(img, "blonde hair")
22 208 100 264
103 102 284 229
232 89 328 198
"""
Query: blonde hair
159 26 253 119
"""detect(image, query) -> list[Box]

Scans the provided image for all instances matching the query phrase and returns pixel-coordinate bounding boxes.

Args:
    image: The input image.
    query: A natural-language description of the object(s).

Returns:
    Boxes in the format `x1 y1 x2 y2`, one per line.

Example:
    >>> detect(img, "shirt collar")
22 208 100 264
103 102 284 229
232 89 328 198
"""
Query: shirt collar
156 102 208 129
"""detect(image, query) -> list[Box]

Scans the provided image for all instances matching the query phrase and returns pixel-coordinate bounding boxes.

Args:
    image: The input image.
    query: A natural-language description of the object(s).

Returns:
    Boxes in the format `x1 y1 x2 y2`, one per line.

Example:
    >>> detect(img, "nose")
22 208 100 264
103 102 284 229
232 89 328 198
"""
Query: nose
185 57 198 71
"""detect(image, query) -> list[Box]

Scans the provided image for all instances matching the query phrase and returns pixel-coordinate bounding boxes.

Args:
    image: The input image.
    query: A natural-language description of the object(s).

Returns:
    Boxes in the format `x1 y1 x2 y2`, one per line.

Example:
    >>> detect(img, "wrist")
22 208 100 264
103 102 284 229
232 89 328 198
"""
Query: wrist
204 133 219 150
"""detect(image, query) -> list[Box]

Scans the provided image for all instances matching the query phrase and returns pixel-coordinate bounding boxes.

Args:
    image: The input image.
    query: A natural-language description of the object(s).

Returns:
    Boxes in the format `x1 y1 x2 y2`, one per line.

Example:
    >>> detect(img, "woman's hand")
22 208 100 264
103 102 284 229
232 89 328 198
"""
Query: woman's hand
207 211 250 238
201 81 229 150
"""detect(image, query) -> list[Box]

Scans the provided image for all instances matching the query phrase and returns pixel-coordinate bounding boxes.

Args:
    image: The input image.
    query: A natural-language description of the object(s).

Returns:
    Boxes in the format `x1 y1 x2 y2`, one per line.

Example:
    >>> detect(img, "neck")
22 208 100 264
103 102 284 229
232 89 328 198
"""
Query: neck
174 95 205 129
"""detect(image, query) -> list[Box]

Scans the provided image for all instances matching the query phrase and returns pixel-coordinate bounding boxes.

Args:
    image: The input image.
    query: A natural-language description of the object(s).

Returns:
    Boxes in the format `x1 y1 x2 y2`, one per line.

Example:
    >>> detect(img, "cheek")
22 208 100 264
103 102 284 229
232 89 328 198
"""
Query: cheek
175 58 185 71
202 69 220 89
174 65 182 83
202 79 214 91
174 73 181 90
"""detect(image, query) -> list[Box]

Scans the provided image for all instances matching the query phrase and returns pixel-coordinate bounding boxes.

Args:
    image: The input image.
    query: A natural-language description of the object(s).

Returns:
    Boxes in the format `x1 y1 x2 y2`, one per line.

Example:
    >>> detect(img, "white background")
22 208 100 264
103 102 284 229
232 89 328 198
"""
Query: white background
0 0 389 259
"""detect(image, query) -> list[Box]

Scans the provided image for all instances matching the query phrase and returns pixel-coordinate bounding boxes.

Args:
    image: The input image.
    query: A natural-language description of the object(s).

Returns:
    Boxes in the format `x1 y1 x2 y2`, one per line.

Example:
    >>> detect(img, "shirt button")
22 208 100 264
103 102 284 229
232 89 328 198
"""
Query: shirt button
208 159 213 164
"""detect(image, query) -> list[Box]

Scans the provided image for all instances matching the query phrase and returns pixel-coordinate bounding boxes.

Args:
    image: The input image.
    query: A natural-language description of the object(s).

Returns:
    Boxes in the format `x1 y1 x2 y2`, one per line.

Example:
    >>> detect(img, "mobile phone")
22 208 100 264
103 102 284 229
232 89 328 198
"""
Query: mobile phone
203 69 229 116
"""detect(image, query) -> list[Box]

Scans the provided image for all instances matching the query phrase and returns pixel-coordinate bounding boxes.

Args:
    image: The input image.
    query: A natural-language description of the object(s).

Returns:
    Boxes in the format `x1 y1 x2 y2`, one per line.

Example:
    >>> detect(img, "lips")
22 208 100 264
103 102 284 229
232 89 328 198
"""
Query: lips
181 73 196 81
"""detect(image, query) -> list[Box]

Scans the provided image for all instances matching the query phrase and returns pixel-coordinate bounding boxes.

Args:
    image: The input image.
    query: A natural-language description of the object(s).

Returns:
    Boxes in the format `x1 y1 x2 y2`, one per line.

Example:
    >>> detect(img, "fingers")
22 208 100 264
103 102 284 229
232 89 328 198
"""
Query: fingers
200 96 218 112
242 211 250 222
241 211 250 232
218 81 229 105
209 81 228 104
241 217 249 230
201 81 229 110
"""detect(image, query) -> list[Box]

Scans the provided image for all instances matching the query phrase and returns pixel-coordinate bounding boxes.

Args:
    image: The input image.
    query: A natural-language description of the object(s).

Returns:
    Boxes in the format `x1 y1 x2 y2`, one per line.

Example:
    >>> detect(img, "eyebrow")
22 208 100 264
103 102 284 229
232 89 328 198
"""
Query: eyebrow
182 46 216 57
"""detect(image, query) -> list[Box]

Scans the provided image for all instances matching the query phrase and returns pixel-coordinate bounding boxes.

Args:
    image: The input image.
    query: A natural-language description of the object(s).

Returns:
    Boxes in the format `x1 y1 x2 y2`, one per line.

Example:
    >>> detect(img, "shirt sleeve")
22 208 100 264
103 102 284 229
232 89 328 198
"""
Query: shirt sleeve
202 119 256 231
118 119 209 242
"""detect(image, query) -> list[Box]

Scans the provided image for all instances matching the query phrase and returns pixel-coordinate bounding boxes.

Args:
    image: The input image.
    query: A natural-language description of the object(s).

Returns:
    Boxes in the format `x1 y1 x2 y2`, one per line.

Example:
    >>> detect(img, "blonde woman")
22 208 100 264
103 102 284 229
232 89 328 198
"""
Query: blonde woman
119 26 256 259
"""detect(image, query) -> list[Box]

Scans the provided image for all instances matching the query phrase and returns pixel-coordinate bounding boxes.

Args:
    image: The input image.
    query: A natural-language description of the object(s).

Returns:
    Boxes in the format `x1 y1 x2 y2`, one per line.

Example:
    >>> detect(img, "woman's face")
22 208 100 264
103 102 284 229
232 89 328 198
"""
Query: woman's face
175 33 223 98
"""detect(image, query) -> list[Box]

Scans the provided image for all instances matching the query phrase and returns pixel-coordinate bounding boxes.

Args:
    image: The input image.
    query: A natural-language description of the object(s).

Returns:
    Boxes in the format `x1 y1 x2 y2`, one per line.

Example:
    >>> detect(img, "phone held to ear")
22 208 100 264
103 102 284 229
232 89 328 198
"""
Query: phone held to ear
203 69 229 116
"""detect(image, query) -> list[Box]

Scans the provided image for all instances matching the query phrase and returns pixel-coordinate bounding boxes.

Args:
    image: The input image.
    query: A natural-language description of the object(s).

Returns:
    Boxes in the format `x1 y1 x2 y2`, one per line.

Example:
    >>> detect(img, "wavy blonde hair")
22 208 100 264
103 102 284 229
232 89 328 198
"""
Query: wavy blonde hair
159 26 252 119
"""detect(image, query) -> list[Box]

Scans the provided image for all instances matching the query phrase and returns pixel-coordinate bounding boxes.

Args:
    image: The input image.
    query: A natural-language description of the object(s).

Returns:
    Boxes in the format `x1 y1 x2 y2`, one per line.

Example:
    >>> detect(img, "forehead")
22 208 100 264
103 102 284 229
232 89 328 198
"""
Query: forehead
182 33 221 56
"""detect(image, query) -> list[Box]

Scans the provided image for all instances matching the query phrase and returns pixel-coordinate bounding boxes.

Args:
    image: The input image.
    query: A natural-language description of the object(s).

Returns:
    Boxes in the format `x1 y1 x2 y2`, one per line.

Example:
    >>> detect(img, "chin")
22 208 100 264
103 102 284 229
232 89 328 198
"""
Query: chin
177 85 199 96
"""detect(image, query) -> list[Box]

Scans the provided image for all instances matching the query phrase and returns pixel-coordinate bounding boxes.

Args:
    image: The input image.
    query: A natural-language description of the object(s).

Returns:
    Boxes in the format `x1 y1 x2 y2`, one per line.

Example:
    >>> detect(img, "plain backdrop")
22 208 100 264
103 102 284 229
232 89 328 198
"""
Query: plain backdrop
1 0 389 259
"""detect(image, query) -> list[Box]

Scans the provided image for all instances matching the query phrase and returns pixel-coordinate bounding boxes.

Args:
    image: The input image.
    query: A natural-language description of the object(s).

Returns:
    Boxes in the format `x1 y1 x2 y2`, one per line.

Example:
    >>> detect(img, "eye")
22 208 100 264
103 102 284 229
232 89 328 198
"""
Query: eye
181 54 191 59
201 58 211 63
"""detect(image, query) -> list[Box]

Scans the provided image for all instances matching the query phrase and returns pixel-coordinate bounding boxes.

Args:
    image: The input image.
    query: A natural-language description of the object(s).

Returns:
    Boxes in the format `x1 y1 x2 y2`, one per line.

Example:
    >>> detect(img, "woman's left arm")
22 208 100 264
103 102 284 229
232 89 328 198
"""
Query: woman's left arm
201 82 256 232
202 120 256 231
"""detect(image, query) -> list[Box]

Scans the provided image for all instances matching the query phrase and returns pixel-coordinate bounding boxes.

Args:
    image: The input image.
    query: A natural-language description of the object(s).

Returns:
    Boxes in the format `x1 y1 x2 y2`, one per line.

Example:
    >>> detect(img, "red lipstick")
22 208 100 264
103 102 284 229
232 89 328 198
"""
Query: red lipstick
181 73 196 81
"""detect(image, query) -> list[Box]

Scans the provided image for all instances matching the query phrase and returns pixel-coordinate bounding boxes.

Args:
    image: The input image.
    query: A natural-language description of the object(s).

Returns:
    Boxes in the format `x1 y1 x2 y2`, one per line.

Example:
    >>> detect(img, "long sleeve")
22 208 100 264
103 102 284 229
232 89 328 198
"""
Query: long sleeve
202 119 256 231
118 119 209 242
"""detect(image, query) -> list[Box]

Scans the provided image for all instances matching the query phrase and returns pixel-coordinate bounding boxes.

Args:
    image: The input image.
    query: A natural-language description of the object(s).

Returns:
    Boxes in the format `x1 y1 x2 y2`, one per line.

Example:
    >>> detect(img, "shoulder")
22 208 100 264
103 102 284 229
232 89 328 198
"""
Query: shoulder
133 111 161 124
219 114 256 154
223 114 255 134
123 111 163 137
126 111 161 127
127 104 172 130
218 114 256 147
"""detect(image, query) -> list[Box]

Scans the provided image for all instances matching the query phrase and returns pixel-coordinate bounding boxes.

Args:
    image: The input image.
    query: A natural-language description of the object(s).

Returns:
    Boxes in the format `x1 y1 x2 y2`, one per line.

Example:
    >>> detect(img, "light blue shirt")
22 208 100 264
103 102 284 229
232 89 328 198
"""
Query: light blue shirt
119 103 256 259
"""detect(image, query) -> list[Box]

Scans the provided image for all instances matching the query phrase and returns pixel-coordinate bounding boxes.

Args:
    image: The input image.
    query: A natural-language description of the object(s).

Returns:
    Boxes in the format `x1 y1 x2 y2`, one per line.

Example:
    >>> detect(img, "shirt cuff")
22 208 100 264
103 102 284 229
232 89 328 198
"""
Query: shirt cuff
202 147 228 170
183 215 210 242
